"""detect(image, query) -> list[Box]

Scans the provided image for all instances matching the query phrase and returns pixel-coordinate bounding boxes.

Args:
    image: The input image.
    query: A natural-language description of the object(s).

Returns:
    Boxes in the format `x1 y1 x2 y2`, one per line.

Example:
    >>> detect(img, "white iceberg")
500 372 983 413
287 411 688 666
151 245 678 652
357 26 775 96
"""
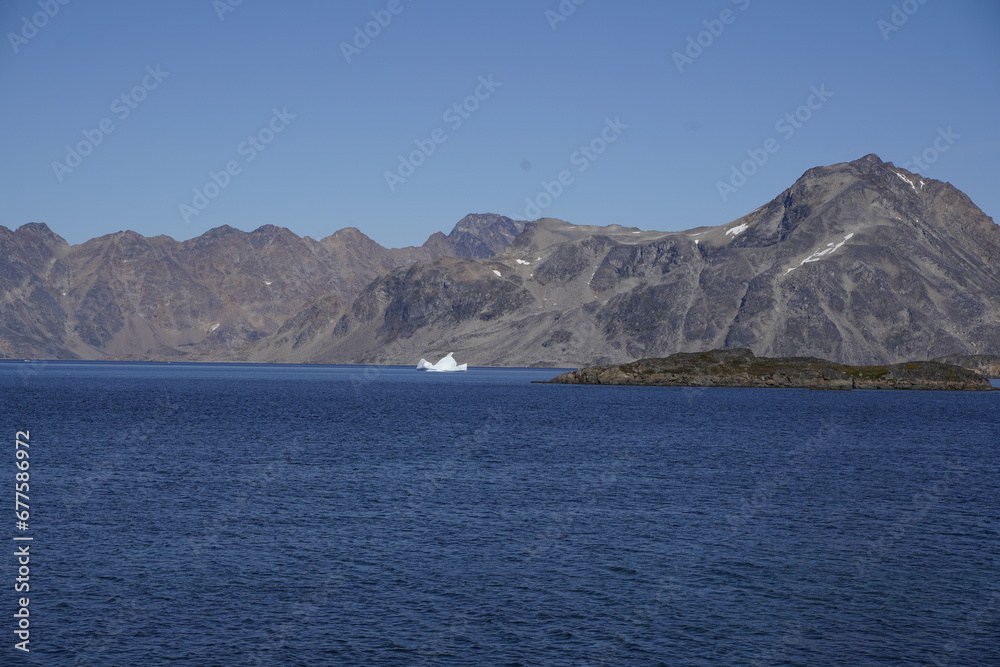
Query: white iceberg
416 352 468 372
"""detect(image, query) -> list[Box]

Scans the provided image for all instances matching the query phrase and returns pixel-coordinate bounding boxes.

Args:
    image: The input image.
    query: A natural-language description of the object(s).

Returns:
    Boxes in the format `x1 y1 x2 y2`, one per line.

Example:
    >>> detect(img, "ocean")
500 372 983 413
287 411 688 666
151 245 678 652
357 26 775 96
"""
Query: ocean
2 360 998 665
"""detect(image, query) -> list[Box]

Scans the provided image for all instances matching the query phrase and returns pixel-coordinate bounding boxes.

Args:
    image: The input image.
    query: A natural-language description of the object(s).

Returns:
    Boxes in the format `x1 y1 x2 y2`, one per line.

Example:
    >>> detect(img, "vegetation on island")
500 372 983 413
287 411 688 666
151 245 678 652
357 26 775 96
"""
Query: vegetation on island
543 349 994 391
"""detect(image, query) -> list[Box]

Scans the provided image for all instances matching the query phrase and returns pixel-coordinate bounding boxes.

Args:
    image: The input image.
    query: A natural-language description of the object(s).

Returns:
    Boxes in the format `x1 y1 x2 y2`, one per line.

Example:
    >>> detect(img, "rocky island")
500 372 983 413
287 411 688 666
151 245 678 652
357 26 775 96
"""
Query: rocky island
542 349 994 391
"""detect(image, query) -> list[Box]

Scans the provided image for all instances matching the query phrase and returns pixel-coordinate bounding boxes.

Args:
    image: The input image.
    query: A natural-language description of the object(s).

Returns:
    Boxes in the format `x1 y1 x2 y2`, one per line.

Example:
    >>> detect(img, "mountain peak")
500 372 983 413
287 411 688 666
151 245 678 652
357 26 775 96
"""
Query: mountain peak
249 224 292 236
325 226 380 248
431 213 527 259
330 226 366 239
110 230 147 242
202 224 245 238
850 153 887 170
14 222 68 246
247 224 300 248
804 153 918 184
17 221 53 234
451 213 514 235
717 153 978 250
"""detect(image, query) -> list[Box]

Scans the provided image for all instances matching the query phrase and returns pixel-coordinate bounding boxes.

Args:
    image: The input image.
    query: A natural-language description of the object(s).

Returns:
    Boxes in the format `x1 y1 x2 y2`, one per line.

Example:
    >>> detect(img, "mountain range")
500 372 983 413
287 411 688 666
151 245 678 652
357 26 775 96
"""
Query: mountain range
0 213 523 361
2 154 998 367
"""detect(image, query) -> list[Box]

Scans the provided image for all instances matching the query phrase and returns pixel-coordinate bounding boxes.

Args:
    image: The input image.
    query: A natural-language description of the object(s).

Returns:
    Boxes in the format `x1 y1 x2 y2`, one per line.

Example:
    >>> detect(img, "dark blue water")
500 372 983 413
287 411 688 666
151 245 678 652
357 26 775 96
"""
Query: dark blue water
2 360 998 666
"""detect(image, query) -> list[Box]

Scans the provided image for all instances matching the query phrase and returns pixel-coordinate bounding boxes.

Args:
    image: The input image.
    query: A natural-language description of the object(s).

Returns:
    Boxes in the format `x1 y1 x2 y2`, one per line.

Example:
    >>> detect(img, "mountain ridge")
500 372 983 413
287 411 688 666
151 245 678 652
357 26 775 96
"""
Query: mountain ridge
2 154 997 366
0 214 527 360
262 154 998 367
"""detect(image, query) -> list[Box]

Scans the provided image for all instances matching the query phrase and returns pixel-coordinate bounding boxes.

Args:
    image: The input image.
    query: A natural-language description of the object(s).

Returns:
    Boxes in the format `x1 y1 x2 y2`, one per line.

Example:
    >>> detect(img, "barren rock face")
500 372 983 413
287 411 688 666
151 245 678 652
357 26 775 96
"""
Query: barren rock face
288 155 1000 367
2 155 998 367
0 214 525 360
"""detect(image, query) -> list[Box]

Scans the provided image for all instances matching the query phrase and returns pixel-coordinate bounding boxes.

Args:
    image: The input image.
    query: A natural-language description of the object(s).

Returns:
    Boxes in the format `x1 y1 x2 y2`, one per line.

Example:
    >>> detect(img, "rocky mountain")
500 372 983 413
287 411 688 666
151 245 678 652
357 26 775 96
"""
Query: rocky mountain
424 213 527 259
0 214 526 360
268 154 1000 367
4 155 998 367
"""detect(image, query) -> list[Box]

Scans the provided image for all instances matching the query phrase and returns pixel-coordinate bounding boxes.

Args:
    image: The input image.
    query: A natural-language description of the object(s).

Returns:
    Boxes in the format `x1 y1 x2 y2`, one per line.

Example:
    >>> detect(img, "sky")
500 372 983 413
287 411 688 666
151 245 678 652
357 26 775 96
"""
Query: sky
1 0 998 248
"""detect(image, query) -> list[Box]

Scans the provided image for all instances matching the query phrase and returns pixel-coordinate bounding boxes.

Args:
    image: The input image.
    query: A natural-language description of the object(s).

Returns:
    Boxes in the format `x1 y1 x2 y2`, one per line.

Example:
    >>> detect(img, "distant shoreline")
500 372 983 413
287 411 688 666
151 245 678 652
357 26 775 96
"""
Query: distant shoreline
2 357 997 387
539 349 996 391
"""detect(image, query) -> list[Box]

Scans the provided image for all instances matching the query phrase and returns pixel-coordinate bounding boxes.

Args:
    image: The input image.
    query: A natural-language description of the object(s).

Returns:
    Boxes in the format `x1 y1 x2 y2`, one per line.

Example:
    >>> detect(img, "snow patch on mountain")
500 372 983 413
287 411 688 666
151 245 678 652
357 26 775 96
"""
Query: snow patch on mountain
896 172 916 191
787 233 855 273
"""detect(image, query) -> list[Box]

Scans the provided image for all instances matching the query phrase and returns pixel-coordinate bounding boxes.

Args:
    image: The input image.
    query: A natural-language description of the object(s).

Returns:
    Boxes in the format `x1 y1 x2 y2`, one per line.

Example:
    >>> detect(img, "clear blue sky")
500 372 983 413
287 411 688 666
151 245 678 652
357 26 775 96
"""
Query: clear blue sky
2 0 998 247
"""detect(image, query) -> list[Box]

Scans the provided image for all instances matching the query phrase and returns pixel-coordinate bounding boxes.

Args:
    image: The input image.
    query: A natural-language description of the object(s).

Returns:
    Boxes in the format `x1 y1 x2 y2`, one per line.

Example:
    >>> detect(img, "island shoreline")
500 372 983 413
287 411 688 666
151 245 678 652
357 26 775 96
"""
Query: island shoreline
536 349 995 391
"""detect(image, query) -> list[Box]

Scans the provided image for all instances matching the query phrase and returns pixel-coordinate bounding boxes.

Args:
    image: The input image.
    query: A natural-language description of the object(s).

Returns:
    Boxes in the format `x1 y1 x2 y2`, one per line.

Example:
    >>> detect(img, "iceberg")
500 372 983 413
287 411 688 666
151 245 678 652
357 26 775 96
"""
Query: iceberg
416 352 468 372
